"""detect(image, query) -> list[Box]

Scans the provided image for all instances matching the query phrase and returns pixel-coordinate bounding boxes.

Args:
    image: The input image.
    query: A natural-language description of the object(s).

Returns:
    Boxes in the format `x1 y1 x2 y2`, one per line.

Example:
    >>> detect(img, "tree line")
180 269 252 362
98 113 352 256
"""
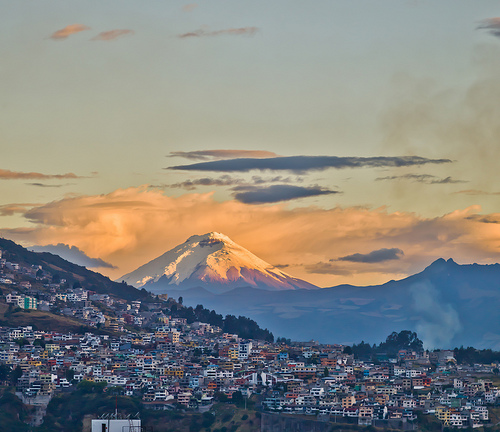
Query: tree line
168 299 274 342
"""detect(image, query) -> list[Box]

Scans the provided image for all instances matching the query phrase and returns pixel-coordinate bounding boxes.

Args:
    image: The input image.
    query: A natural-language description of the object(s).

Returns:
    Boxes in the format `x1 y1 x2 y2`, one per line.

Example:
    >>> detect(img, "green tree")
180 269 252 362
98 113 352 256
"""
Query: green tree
0 364 11 382
231 391 244 407
65 368 75 382
33 337 46 348
380 330 423 354
10 366 23 385
77 380 107 394
15 337 28 347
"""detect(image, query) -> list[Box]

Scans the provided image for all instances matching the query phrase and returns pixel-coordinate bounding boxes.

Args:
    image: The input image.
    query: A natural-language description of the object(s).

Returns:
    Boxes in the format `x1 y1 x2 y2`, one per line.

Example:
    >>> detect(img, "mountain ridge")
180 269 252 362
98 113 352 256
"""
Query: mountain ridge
0 237 146 301
167 257 500 349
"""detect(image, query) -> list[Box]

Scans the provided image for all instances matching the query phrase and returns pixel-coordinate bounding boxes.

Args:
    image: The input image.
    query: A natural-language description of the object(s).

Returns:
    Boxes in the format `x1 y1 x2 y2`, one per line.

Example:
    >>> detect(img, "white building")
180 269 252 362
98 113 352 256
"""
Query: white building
238 341 252 360
91 418 141 432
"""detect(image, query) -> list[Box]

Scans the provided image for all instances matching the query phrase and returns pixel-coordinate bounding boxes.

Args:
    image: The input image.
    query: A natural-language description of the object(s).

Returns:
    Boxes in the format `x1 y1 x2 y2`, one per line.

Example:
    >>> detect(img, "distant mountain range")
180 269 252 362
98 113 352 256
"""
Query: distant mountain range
119 232 316 293
157 258 500 350
119 233 500 349
4 233 500 349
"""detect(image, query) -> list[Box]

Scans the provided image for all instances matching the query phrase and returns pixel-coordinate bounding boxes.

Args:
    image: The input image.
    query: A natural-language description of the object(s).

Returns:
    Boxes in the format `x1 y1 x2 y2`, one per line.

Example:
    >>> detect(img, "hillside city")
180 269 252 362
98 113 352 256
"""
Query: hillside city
1 246 500 431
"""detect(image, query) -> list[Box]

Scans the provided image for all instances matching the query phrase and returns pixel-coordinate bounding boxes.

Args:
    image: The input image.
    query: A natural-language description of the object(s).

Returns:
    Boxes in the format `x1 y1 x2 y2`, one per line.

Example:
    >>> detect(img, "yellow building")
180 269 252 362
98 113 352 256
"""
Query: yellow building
45 343 58 354
155 331 170 339
164 367 184 378
435 406 451 425
228 347 239 360
219 361 234 371
342 395 356 409
169 331 180 343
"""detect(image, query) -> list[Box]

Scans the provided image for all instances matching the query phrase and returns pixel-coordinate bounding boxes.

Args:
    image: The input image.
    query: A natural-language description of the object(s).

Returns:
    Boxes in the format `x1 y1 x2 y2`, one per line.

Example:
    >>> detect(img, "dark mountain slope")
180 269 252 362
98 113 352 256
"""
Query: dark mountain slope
0 238 147 301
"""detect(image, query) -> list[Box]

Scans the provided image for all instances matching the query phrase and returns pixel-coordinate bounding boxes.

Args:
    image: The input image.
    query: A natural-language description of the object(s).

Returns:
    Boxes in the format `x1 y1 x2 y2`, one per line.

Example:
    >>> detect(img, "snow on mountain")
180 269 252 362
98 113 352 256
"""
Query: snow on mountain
119 232 317 293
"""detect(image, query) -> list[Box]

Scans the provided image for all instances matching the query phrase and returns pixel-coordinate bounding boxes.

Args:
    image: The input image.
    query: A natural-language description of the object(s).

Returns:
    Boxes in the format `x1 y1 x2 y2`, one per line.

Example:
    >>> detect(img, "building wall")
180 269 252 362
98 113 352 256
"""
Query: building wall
91 419 141 432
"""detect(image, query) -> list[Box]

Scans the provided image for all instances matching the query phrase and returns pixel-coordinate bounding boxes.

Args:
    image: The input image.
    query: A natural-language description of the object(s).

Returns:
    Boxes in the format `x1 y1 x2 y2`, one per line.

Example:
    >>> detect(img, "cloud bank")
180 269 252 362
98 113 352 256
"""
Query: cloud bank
3 187 500 287
168 155 452 174
233 185 338 204
338 248 404 263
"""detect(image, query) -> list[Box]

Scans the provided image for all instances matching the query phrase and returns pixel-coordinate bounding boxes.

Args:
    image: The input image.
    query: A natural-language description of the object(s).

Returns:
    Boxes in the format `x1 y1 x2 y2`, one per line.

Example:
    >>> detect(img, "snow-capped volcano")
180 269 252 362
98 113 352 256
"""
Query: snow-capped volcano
119 232 317 293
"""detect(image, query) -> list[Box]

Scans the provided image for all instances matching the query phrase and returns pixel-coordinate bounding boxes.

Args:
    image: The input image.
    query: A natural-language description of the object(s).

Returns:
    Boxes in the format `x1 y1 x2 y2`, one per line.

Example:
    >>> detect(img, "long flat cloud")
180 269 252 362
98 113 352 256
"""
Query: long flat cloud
29 244 116 269
3 187 500 287
179 27 258 38
92 29 135 41
168 155 452 174
454 189 500 196
232 185 338 204
26 183 73 188
376 173 466 184
0 169 81 180
338 248 404 263
50 24 90 40
168 175 244 190
166 175 301 191
168 150 277 160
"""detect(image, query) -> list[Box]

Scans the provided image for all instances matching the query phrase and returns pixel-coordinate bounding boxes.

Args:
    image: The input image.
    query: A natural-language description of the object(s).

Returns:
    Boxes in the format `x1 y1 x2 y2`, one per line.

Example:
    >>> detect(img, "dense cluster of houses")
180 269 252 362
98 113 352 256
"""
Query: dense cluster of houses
1 249 500 429
0 323 499 429
261 349 498 428
0 250 173 329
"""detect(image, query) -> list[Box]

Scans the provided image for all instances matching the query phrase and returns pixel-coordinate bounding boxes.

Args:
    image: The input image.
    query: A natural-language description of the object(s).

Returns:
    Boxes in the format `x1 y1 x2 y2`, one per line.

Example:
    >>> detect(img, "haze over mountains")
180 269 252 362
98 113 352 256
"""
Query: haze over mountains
116 232 500 350
162 258 500 350
11 231 500 350
119 232 317 293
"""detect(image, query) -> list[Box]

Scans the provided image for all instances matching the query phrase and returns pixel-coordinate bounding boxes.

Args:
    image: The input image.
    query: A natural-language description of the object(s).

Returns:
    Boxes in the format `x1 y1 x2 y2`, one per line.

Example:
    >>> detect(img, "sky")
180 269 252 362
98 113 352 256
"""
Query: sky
2 0 500 287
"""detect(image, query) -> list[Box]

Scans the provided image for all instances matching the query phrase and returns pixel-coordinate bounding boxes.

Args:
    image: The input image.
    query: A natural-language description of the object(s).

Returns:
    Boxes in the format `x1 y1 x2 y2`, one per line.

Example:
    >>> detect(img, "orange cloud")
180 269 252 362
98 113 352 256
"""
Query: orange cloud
182 3 198 12
179 27 258 38
50 24 90 40
92 29 135 41
4 187 500 287
0 169 80 180
0 203 38 217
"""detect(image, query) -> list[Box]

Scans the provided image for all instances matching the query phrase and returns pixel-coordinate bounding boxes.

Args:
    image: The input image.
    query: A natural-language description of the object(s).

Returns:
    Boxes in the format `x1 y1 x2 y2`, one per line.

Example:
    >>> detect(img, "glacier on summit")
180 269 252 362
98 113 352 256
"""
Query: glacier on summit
119 232 317 293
